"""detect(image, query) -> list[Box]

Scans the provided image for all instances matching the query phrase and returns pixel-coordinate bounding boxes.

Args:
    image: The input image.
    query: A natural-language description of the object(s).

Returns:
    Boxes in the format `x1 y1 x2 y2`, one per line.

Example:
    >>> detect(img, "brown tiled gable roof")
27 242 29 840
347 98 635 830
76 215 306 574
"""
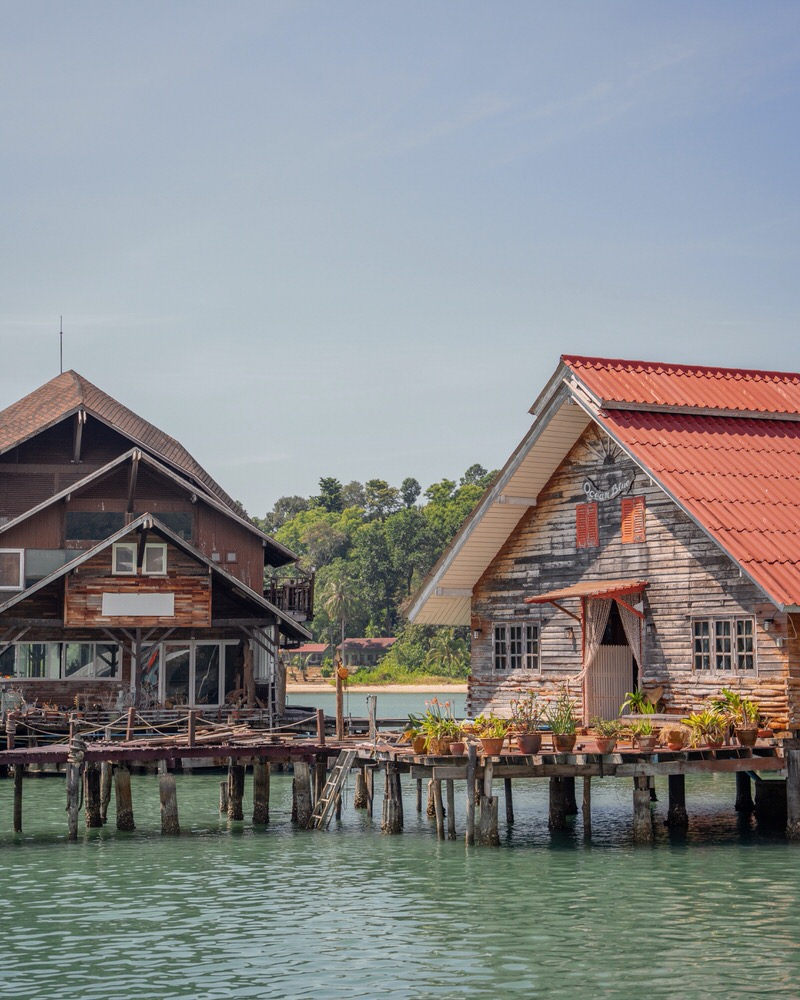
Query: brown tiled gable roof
0 370 241 513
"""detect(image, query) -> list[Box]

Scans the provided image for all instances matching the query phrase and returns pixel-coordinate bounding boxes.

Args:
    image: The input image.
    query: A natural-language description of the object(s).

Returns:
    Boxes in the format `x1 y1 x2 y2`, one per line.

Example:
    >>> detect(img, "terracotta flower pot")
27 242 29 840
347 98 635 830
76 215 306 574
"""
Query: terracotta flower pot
516 732 542 755
635 734 658 752
594 737 617 754
449 741 466 755
553 733 577 753
411 734 427 754
735 727 758 748
479 736 505 756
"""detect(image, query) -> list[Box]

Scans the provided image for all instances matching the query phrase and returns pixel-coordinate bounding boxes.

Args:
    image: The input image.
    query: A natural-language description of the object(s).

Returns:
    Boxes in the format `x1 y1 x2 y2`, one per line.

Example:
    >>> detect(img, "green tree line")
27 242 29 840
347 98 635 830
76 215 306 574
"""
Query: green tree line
255 465 496 679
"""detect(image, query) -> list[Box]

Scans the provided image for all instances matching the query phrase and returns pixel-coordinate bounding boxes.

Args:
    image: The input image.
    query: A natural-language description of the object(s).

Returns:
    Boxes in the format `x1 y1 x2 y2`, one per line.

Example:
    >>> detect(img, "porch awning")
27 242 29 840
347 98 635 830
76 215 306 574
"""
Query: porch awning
524 579 648 605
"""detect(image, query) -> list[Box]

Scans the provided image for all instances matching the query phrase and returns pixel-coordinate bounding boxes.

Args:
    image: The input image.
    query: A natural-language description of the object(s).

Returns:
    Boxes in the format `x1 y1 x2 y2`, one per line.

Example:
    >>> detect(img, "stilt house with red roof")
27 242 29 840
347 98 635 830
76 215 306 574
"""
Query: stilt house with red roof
408 356 800 731
0 371 311 715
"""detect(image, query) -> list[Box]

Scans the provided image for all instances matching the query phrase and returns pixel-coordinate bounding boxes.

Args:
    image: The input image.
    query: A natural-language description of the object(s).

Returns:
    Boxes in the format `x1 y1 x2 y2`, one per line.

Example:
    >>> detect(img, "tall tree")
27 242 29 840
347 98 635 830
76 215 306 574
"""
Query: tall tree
315 477 344 513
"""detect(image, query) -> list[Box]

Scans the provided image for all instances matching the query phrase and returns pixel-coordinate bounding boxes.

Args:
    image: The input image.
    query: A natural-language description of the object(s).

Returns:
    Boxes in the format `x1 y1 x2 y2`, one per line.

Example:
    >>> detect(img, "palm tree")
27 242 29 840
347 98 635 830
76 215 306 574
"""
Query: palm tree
322 568 355 666
424 628 469 678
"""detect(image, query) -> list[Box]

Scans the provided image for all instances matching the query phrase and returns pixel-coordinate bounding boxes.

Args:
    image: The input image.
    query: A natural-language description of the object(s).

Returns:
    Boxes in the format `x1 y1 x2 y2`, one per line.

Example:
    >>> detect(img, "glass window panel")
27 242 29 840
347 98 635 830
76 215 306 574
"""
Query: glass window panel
164 645 191 704
509 625 523 670
141 646 161 704
143 544 167 575
224 643 243 699
18 643 60 679
0 550 23 589
94 644 120 679
0 645 15 676
493 625 507 671
195 644 220 705
64 643 94 678
113 543 137 575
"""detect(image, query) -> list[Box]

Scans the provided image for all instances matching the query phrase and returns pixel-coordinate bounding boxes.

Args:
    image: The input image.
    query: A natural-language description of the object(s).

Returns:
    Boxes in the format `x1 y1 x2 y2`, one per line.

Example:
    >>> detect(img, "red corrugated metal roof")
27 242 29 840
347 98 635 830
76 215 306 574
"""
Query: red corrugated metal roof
563 355 800 415
596 406 800 607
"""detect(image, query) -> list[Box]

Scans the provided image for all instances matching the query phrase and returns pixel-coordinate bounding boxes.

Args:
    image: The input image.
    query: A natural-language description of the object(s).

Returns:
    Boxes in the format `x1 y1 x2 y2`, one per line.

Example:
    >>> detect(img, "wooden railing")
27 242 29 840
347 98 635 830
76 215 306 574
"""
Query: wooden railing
264 575 315 621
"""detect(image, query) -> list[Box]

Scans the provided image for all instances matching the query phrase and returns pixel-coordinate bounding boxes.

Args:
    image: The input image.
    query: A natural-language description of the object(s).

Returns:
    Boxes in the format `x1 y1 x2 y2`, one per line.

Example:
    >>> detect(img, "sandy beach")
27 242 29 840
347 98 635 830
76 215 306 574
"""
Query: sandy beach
286 682 468 694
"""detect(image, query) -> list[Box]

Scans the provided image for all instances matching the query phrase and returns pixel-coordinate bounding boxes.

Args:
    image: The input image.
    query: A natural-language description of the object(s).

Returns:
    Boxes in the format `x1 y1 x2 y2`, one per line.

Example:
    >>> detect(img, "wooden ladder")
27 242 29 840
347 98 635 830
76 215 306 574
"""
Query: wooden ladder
311 749 358 829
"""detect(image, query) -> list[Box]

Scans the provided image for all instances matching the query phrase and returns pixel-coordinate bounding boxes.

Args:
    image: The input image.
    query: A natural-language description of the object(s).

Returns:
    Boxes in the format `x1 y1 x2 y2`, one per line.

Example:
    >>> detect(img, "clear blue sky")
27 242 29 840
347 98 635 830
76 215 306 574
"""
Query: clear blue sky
2 2 799 516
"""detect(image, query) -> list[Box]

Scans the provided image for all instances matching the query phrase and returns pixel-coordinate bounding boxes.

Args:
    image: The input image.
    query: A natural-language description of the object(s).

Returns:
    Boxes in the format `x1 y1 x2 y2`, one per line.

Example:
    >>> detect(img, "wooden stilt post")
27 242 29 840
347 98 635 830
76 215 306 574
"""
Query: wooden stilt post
293 761 313 828
563 776 578 816
633 775 653 843
786 750 800 840
219 779 229 814
416 778 423 813
365 765 374 818
426 779 436 817
735 771 754 814
504 777 514 826
446 779 456 840
66 762 81 841
432 779 445 839
479 759 499 846
100 763 113 824
13 765 23 834
187 710 197 749
381 763 403 834
465 743 477 846
549 777 568 831
159 770 180 835
354 768 369 809
667 774 689 828
227 762 245 821
84 763 103 828
582 776 592 840
252 760 270 825
125 706 135 742
115 766 135 831
335 669 344 740
314 756 327 805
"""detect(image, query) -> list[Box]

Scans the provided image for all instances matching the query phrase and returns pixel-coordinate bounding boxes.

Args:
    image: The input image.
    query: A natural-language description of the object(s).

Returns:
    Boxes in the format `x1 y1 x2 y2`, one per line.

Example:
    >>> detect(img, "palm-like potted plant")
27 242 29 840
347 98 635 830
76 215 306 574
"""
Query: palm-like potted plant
473 714 510 755
630 716 658 751
712 688 760 747
421 699 461 755
546 686 578 752
590 717 621 754
683 707 727 748
510 691 543 754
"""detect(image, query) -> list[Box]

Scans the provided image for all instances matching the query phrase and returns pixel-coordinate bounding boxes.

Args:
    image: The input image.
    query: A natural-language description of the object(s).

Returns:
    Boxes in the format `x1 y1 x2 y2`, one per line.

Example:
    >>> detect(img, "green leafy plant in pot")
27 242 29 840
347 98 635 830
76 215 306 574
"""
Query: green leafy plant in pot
510 691 544 754
590 716 621 754
711 688 761 747
473 714 510 756
546 686 578 753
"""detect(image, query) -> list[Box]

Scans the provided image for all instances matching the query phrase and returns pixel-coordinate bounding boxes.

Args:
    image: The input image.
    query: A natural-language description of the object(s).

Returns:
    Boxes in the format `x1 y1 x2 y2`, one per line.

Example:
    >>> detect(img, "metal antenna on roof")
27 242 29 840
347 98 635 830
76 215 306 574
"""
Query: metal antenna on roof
59 316 63 374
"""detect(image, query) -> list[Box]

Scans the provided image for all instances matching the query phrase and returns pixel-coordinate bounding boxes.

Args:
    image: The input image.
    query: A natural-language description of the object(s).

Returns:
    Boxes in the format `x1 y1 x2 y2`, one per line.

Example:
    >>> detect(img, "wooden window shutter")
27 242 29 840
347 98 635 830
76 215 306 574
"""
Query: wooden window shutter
576 503 599 548
621 496 645 543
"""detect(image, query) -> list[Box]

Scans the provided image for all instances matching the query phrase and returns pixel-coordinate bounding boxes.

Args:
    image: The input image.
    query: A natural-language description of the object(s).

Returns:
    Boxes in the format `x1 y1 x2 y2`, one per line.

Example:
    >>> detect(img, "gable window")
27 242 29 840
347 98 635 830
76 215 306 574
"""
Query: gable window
693 617 755 672
621 496 646 543
143 543 167 575
576 502 599 548
0 549 24 590
112 542 137 575
493 623 539 671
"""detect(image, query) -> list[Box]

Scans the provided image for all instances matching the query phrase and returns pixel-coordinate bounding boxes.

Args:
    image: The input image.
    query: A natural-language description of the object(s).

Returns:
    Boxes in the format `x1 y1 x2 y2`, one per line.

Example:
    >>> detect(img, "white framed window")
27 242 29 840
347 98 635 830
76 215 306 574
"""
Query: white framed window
143 542 167 575
2 641 121 680
112 542 137 575
693 617 755 672
493 622 539 671
0 549 24 590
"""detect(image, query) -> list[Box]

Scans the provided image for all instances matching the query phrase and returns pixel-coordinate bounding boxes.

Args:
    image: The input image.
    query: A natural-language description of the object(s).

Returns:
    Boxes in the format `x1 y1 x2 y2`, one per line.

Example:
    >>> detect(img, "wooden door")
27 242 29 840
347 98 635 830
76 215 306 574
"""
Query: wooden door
585 645 632 721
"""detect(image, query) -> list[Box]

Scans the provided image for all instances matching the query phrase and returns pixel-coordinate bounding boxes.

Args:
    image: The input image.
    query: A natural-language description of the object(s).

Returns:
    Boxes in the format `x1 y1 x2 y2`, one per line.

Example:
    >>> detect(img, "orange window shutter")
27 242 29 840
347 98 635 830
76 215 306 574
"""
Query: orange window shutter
576 504 587 547
587 502 599 546
633 496 645 541
621 496 645 543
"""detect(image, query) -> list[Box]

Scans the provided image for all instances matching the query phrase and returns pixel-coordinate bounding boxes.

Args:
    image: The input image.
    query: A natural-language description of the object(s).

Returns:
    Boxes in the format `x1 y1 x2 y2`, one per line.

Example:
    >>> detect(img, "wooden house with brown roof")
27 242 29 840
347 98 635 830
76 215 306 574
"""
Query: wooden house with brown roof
408 356 800 733
0 370 311 714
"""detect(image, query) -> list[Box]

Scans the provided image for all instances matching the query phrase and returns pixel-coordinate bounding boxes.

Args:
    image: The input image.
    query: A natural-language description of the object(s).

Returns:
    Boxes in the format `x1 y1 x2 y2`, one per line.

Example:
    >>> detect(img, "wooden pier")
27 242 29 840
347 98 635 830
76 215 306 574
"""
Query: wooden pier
1 715 798 845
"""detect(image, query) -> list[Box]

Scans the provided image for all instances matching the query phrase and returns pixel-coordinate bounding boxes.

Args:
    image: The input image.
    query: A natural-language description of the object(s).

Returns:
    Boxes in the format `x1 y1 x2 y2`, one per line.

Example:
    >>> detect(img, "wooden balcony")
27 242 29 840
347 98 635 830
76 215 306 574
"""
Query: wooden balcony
265 574 315 622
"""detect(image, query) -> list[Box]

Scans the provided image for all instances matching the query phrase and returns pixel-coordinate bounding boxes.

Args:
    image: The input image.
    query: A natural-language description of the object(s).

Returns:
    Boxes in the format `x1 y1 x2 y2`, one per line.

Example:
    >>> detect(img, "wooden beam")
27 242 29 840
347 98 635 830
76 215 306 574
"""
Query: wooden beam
73 408 85 464
127 449 140 513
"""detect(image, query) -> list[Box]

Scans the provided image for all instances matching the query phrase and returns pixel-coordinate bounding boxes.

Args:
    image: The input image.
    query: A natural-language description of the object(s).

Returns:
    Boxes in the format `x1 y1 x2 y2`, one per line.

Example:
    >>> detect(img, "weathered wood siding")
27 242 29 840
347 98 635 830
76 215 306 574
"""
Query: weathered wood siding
64 541 211 628
470 427 791 728
196 505 264 591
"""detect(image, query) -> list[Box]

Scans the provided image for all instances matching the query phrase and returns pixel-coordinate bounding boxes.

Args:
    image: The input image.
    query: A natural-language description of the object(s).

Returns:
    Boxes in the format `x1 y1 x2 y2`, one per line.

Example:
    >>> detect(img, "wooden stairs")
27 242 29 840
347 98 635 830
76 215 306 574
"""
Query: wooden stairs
310 749 358 829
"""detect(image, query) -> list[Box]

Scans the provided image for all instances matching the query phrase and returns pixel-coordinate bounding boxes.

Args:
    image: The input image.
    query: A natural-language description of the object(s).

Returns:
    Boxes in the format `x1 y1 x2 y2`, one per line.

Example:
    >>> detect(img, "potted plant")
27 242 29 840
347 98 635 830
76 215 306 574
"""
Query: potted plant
473 714 510 755
712 688 760 748
421 699 461 755
404 713 428 754
630 717 658 751
510 691 543 754
683 707 727 748
660 723 690 751
546 686 578 752
620 690 658 715
590 717 621 754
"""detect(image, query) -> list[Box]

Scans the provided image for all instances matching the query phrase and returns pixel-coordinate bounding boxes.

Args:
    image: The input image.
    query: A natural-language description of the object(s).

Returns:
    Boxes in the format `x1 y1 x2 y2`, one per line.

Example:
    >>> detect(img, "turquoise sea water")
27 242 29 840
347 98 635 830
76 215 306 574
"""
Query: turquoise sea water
2 696 799 999
285 688 468 723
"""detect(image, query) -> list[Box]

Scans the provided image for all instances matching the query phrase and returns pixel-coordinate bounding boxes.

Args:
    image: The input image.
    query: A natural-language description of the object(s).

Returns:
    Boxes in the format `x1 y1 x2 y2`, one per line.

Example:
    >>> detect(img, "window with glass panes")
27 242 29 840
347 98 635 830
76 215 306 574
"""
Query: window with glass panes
693 617 754 672
493 623 539 671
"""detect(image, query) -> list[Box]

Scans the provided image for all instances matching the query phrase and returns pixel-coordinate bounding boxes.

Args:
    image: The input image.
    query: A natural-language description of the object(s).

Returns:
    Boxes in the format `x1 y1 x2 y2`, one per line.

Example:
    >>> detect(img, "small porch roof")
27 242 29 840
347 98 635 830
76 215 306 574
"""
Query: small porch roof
524 579 648 605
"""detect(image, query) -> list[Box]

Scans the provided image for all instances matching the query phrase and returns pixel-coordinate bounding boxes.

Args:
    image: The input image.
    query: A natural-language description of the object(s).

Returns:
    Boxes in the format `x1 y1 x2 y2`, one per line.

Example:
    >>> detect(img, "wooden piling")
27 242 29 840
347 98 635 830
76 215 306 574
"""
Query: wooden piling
114 766 135 831
479 758 499 845
504 777 514 826
549 777 568 831
426 779 436 817
227 763 245 821
416 778 423 813
381 764 403 834
446 779 456 840
314 757 327 805
159 771 180 835
365 766 374 818
316 708 326 745
667 774 689 828
735 771 754 814
786 750 800 840
293 761 313 828
465 743 477 846
354 768 369 809
582 776 592 840
252 760 270 825
100 763 113 824
563 776 578 816
433 779 445 840
633 775 653 843
126 706 135 742
66 762 81 841
13 764 23 833
219 779 229 814
84 764 103 828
